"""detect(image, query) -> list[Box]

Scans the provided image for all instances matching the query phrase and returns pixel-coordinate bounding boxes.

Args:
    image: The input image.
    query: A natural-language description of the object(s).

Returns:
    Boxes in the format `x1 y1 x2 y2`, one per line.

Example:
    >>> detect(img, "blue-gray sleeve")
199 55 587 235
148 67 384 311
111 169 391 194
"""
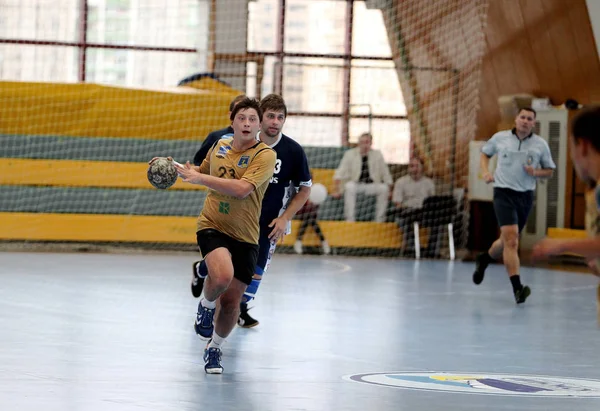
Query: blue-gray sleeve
193 132 220 166
540 140 556 169
481 134 498 157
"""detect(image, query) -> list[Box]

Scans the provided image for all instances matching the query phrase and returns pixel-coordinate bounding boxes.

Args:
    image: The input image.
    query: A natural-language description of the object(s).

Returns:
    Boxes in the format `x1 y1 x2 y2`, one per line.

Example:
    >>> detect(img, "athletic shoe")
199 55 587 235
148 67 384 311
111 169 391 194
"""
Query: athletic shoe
293 240 303 255
322 240 331 255
473 252 490 285
194 301 215 339
237 302 259 328
514 285 531 304
203 347 223 374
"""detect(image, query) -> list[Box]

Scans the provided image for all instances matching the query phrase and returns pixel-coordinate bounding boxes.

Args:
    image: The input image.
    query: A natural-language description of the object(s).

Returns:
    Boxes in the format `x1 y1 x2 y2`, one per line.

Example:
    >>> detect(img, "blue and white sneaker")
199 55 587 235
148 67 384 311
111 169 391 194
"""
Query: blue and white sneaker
194 301 215 340
204 347 223 374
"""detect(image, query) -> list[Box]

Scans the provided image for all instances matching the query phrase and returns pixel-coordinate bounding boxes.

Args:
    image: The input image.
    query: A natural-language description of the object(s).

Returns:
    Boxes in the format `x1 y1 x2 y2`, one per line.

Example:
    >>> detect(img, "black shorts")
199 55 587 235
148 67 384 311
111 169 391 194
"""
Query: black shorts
196 229 259 286
493 187 534 233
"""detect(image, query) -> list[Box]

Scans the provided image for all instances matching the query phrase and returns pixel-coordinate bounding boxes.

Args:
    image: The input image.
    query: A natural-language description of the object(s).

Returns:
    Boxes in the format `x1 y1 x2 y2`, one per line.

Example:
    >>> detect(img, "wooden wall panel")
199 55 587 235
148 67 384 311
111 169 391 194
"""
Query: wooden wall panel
477 0 600 140
377 0 600 228
379 0 600 201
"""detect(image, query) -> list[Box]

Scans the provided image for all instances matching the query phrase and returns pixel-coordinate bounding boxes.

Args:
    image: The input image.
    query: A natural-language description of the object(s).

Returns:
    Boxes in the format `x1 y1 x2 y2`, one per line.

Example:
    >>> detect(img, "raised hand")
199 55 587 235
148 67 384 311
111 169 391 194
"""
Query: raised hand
174 161 203 184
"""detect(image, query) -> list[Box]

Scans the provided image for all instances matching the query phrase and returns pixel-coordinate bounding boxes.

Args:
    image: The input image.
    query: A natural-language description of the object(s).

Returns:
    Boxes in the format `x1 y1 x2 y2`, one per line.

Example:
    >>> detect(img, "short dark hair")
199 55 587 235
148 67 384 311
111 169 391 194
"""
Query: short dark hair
359 132 372 142
230 97 262 121
410 156 424 166
519 107 537 118
229 94 247 112
259 93 287 119
571 106 600 152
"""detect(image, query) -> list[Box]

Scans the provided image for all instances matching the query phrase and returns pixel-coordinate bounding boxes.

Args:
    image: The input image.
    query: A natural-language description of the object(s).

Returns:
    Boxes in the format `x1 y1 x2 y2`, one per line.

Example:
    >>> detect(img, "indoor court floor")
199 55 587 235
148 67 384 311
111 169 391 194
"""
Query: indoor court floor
1 251 600 410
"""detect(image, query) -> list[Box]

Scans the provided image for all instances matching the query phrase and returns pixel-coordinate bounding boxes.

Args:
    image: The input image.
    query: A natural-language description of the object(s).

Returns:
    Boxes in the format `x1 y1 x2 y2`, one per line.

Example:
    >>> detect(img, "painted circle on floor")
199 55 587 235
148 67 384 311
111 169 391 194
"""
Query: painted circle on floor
344 372 600 397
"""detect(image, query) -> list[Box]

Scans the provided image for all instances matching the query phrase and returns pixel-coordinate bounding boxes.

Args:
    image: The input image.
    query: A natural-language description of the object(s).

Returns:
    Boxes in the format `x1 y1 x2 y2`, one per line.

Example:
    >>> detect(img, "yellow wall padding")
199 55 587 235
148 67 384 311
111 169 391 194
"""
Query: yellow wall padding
547 228 587 239
310 168 336 194
0 212 402 248
1 158 336 191
0 158 204 190
0 80 240 140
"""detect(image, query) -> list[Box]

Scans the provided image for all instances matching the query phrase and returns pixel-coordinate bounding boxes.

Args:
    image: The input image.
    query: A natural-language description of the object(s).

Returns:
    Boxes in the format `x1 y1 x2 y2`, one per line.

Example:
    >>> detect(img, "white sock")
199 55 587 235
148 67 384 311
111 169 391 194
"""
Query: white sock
200 297 216 309
208 332 225 349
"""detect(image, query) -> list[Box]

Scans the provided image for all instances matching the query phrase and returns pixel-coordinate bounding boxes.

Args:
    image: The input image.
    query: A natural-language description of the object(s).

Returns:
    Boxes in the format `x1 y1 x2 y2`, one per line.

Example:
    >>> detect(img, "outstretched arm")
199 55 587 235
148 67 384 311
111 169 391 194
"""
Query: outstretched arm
268 185 311 242
532 237 600 262
175 161 254 199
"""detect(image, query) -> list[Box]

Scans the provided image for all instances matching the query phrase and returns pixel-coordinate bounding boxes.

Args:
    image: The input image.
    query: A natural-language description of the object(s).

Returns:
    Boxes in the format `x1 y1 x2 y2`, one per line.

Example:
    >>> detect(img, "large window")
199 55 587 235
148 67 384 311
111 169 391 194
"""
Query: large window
0 44 78 82
282 57 345 114
87 0 200 48
0 0 79 42
351 60 406 116
0 0 201 87
352 1 393 58
0 0 409 163
248 0 278 52
86 49 199 87
284 116 343 147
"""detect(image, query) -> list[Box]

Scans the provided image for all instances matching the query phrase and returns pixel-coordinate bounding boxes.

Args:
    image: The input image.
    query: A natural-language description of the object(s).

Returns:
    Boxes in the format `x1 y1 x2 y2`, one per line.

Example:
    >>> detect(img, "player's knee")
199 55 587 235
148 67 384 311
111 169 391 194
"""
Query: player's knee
502 232 519 249
205 250 234 285
207 268 233 291
345 181 357 193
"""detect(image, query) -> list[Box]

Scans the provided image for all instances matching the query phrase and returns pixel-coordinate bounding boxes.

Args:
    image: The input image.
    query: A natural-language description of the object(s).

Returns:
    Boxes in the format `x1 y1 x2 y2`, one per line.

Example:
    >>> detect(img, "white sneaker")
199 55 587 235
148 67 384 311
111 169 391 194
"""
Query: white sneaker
294 240 303 255
322 240 331 255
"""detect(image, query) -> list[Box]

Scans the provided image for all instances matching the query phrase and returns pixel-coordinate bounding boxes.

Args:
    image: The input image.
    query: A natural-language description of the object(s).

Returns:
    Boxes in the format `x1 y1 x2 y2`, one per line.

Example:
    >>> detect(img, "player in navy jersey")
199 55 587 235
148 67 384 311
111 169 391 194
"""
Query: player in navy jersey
191 94 312 327
192 94 246 166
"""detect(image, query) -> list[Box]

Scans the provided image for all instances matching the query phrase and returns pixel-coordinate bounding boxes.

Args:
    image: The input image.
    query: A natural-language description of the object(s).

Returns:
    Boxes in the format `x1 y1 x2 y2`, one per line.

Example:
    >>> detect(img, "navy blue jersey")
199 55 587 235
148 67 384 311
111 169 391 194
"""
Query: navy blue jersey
193 126 234 166
259 133 312 227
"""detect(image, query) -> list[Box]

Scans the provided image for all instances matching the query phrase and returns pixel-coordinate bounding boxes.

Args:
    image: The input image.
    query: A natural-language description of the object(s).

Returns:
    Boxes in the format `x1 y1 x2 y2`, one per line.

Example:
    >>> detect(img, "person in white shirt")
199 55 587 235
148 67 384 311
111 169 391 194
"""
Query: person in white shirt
332 133 393 222
392 157 435 257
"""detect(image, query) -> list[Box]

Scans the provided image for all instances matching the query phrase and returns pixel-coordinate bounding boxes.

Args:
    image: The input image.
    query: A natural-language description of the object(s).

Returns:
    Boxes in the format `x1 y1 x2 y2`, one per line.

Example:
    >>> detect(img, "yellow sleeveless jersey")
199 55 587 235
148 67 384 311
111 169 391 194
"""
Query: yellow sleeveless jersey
584 187 600 274
585 187 599 237
196 137 276 244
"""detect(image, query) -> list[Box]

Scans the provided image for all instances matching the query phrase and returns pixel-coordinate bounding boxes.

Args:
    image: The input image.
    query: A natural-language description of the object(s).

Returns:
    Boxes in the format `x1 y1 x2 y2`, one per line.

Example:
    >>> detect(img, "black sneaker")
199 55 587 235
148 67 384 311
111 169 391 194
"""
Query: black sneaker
191 260 205 298
237 303 259 328
514 285 531 304
473 252 490 285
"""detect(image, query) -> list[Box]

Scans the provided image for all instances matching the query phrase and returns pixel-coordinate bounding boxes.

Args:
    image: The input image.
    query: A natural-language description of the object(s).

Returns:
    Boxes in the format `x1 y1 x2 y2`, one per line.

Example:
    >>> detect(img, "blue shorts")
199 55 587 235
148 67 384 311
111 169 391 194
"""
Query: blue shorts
256 225 277 275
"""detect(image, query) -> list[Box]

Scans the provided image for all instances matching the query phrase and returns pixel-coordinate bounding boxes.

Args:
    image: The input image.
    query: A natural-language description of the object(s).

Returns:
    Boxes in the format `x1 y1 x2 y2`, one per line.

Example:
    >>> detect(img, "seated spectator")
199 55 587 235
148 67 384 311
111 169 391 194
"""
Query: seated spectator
331 132 392 222
392 157 435 256
293 199 330 255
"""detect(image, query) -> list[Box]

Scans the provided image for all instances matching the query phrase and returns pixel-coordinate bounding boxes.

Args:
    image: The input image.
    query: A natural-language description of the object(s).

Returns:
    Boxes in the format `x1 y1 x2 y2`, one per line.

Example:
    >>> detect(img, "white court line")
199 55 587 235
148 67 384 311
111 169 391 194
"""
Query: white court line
400 284 599 298
320 259 352 273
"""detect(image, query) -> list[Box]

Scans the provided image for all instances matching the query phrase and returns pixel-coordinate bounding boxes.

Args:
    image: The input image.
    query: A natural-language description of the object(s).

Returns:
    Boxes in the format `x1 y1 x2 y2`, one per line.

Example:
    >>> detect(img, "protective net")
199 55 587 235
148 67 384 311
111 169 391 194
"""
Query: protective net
0 0 489 257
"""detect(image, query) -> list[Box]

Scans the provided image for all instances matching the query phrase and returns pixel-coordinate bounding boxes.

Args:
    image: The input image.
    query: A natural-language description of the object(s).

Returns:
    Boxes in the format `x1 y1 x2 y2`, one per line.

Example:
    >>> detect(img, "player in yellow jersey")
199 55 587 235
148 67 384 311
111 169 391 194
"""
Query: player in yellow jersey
174 97 276 374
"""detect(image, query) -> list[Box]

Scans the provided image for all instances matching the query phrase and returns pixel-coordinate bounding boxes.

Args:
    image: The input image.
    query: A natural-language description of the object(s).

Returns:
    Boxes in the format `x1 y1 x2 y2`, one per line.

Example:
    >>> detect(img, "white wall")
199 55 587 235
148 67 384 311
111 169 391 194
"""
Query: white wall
586 0 600 58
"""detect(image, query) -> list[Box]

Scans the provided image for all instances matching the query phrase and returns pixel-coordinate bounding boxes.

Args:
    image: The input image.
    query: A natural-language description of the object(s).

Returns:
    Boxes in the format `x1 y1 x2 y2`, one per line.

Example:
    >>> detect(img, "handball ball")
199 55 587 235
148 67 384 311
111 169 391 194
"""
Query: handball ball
309 183 328 205
147 157 178 189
